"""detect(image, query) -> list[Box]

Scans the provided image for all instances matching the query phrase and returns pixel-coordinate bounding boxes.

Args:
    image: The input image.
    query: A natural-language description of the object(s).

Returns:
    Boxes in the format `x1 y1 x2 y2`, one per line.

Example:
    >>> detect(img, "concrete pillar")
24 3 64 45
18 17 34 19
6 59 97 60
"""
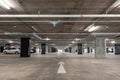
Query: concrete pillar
48 45 51 53
78 43 82 54
51 47 54 52
69 47 72 53
65 48 69 52
20 38 30 57
41 43 46 55
115 44 120 55
87 47 90 53
46 44 48 54
0 46 4 53
71 46 77 53
95 37 106 58
65 48 68 52
51 47 57 52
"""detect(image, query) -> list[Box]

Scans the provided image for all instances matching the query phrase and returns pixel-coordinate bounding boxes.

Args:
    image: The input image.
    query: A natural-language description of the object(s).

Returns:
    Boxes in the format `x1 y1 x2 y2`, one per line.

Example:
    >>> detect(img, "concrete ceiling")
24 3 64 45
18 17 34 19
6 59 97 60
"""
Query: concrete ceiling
0 0 120 46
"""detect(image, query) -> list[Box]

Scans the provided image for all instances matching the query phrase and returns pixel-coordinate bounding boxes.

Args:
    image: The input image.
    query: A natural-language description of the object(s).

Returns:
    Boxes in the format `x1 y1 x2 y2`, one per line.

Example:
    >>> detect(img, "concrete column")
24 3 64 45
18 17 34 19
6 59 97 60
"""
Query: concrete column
95 37 106 58
46 44 48 54
51 47 54 53
115 44 120 55
78 43 82 54
41 43 46 55
87 47 90 53
51 47 57 52
48 45 51 53
71 46 77 53
20 38 30 57
69 47 72 53
0 46 4 53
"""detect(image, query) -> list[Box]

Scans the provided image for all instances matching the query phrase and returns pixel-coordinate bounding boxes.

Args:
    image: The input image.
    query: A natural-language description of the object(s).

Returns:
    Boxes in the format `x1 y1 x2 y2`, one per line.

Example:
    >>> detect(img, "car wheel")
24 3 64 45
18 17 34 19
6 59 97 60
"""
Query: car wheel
4 51 7 54
15 51 19 54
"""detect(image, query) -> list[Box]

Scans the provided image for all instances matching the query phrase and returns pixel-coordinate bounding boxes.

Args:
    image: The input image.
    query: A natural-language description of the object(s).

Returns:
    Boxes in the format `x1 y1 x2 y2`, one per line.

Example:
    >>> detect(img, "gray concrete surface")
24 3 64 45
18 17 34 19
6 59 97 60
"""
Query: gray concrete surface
0 53 120 80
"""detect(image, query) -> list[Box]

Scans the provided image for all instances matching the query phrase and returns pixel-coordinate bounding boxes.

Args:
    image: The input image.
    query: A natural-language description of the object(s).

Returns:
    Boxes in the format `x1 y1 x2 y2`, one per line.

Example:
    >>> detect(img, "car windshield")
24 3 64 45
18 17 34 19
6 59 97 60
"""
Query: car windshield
11 48 16 50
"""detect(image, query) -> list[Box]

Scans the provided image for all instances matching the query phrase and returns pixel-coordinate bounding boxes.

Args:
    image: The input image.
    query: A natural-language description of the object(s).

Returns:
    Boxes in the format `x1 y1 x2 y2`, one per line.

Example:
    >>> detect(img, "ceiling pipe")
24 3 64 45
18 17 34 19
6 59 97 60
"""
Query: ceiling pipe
2 32 89 35
1 32 120 36
0 14 120 18
92 33 120 36
0 20 120 23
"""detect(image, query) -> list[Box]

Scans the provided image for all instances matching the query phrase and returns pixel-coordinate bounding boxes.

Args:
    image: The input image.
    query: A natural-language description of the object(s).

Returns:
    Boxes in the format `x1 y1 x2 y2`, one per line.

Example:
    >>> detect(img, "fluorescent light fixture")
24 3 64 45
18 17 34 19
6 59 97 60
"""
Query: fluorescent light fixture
35 43 38 46
11 46 15 48
71 41 75 43
52 44 55 46
105 38 109 41
31 26 38 32
4 32 11 35
84 44 87 45
88 26 100 32
33 33 41 40
84 24 94 31
4 32 23 35
0 0 21 10
85 24 100 32
75 38 81 41
111 0 120 8
106 0 120 13
111 41 116 44
0 0 11 9
45 37 50 41
8 40 13 43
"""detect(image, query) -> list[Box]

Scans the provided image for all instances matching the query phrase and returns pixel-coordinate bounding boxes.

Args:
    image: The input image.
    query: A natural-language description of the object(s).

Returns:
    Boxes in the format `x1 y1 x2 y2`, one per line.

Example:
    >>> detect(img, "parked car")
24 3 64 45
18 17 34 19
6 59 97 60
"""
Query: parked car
3 48 20 54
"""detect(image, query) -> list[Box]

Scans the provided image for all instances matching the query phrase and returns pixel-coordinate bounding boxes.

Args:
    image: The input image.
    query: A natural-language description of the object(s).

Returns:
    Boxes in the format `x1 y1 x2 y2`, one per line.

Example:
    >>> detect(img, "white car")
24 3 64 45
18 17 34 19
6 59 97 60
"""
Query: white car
3 48 20 54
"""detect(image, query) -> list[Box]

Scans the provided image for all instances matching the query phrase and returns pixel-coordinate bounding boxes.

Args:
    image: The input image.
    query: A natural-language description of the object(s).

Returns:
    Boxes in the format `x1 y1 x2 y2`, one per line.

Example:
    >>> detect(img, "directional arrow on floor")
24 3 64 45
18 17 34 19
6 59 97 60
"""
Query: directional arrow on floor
57 61 67 74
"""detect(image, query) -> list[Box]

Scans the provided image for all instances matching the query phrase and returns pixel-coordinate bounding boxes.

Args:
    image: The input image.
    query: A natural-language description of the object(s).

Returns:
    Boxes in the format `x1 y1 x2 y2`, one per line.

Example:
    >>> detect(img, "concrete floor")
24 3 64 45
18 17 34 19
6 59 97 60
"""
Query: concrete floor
0 53 120 80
